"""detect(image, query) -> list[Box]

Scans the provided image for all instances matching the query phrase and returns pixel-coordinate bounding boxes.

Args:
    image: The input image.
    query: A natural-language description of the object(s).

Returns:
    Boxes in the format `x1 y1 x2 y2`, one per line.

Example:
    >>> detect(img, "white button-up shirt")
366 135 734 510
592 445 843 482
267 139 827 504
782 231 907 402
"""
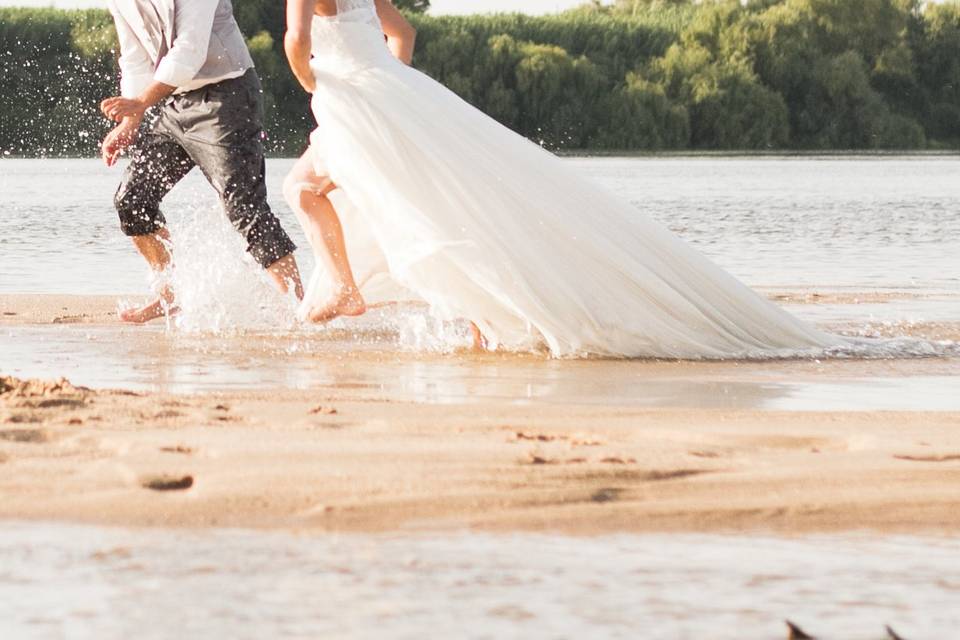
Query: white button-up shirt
108 0 255 98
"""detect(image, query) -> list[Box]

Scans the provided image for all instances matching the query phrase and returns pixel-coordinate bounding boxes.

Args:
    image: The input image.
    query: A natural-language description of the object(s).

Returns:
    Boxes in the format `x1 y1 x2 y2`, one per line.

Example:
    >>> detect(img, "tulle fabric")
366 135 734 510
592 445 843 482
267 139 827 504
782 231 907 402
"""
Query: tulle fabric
300 4 845 358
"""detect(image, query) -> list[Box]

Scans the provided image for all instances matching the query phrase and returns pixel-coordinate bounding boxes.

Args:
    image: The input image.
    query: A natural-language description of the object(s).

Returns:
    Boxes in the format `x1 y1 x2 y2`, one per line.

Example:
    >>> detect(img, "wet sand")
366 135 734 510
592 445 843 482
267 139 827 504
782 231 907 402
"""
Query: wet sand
2 294 960 535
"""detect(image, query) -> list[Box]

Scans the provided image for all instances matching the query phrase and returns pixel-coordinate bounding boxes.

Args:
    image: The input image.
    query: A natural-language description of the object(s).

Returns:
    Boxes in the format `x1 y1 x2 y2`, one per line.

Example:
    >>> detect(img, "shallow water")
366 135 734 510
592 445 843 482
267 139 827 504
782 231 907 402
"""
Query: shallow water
1 323 959 409
1 523 958 639
1 155 959 405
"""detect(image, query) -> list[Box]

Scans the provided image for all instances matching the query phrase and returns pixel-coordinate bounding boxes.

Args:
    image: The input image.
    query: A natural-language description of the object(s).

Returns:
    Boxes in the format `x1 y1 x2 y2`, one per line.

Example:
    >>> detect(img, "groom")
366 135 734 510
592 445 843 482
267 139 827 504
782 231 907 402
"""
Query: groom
99 0 303 322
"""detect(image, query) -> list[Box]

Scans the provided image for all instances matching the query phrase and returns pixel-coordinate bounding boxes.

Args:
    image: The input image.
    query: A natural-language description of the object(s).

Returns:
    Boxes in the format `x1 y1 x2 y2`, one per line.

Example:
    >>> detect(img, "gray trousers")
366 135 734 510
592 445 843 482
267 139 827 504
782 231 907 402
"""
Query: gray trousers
114 69 296 268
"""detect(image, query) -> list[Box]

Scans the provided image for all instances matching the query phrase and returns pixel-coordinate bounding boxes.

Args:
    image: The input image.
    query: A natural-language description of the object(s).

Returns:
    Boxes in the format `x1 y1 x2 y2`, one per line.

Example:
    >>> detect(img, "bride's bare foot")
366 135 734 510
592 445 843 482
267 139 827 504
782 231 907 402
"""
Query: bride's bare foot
305 287 367 324
470 322 488 351
118 298 178 323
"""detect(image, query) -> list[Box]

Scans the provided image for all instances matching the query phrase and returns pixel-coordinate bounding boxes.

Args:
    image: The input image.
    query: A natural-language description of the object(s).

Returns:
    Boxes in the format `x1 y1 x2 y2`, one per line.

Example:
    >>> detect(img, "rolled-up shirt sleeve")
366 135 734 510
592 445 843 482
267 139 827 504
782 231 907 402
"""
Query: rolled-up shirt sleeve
153 0 220 88
109 3 154 98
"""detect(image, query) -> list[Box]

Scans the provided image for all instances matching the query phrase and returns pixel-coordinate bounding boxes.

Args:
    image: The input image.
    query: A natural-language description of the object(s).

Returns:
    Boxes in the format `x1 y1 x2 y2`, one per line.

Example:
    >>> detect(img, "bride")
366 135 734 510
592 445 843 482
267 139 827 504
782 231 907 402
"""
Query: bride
281 0 844 359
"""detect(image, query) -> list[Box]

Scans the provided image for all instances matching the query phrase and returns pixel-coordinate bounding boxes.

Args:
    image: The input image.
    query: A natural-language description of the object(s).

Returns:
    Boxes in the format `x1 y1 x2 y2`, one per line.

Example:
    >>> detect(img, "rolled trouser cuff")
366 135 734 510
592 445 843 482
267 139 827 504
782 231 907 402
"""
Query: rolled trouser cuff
246 221 298 268
118 214 166 237
114 185 167 237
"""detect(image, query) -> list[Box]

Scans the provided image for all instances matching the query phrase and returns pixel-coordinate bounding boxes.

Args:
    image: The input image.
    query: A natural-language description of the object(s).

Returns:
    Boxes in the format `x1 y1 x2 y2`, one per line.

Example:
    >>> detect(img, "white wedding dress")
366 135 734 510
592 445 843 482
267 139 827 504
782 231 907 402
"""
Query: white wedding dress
299 0 845 358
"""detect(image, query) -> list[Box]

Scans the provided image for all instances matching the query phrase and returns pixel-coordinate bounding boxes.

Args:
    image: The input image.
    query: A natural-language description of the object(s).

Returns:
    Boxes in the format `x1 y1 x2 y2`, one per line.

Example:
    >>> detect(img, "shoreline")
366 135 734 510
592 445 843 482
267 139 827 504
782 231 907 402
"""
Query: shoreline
2 375 958 535
2 293 959 535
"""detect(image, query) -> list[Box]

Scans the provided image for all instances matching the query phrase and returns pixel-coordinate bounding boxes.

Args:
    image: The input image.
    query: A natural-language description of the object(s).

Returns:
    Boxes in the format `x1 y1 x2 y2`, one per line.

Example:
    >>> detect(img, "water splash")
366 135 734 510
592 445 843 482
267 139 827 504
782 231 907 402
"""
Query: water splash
135 203 960 360
295 303 475 353
122 202 472 352
163 204 298 333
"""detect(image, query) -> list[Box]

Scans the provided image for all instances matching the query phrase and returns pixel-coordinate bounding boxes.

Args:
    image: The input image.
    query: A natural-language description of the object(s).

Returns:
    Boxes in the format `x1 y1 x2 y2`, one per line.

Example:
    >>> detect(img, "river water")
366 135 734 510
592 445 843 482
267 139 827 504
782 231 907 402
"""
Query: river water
2 156 959 638
2 155 960 296
1 156 958 406
1 524 959 639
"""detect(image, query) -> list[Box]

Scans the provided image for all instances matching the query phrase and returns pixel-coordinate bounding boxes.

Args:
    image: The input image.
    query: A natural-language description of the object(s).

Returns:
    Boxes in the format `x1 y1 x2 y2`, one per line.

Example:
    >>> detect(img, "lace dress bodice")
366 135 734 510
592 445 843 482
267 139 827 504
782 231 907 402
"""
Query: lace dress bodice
326 0 382 30
310 0 388 76
332 0 379 18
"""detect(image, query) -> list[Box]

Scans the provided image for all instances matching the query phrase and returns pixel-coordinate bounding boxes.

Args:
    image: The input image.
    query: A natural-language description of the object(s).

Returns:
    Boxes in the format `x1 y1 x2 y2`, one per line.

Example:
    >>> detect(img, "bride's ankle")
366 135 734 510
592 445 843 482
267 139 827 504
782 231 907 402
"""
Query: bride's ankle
333 283 363 299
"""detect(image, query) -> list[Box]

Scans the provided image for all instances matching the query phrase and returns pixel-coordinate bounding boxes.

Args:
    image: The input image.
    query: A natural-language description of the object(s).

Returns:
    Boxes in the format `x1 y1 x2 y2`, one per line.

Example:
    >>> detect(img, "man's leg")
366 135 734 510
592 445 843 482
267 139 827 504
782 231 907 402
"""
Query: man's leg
114 128 195 322
179 72 303 299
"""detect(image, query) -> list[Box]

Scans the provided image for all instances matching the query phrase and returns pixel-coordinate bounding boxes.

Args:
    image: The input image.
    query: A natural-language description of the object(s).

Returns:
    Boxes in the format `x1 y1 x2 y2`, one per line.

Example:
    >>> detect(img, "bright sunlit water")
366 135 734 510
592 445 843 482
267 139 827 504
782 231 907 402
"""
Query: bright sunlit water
2 155 959 295
1 523 959 639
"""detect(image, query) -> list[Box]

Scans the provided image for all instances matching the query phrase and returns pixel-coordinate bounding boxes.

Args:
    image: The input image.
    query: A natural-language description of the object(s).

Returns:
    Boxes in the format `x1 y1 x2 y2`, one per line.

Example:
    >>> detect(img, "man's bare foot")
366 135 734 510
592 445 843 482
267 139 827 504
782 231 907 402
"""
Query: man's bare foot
305 287 367 324
266 254 304 301
118 299 177 324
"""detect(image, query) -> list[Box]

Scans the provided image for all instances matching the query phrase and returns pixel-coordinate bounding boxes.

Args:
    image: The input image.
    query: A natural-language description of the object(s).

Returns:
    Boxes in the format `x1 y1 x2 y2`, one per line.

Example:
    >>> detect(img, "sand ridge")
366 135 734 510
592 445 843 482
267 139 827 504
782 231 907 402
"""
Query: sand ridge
2 372 959 534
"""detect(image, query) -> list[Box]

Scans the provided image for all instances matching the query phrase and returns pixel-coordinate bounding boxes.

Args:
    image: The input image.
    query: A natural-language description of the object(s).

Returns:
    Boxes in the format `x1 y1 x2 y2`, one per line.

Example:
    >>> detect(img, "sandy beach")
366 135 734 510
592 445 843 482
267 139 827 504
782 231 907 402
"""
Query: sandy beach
3 293 959 535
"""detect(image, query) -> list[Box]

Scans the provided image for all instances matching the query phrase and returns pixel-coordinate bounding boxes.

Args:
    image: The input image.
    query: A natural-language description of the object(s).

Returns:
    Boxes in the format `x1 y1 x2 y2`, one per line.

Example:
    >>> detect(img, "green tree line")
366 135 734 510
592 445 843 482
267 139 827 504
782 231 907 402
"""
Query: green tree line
1 0 958 156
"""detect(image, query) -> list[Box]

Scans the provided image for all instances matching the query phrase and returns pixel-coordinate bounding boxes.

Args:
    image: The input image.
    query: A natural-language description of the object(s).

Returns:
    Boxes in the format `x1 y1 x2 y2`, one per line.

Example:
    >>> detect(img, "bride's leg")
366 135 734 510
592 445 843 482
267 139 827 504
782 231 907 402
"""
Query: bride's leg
282 153 366 323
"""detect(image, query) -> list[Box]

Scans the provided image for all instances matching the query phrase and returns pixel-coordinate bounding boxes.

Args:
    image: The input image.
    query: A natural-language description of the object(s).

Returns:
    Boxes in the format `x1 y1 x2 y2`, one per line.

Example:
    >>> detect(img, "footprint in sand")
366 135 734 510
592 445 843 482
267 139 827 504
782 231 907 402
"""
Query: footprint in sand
590 487 624 503
893 453 960 462
141 474 194 491
4 413 42 424
0 428 53 443
52 314 90 324
688 450 722 459
512 431 561 443
510 431 604 446
309 422 347 431
33 398 86 409
159 445 195 455
308 405 338 416
525 452 631 466
151 410 184 419
525 452 587 465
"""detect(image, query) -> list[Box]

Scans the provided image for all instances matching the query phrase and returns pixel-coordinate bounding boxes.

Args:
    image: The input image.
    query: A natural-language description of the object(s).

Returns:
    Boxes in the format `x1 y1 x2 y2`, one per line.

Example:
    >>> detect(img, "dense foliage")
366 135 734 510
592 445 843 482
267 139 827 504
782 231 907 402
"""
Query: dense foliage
1 0 958 156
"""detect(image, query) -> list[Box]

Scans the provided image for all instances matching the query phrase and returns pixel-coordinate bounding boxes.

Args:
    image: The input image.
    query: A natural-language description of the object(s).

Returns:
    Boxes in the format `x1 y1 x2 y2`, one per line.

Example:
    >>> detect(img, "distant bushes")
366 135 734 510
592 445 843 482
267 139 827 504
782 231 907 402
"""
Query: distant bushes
0 8 116 156
406 0 960 151
1 0 958 156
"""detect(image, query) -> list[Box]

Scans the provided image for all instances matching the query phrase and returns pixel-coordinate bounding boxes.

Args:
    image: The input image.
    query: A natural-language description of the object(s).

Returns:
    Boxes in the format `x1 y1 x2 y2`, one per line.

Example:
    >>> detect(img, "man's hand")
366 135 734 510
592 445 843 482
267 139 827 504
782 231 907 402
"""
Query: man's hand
101 96 148 122
101 81 176 123
99 82 174 166
101 119 139 167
